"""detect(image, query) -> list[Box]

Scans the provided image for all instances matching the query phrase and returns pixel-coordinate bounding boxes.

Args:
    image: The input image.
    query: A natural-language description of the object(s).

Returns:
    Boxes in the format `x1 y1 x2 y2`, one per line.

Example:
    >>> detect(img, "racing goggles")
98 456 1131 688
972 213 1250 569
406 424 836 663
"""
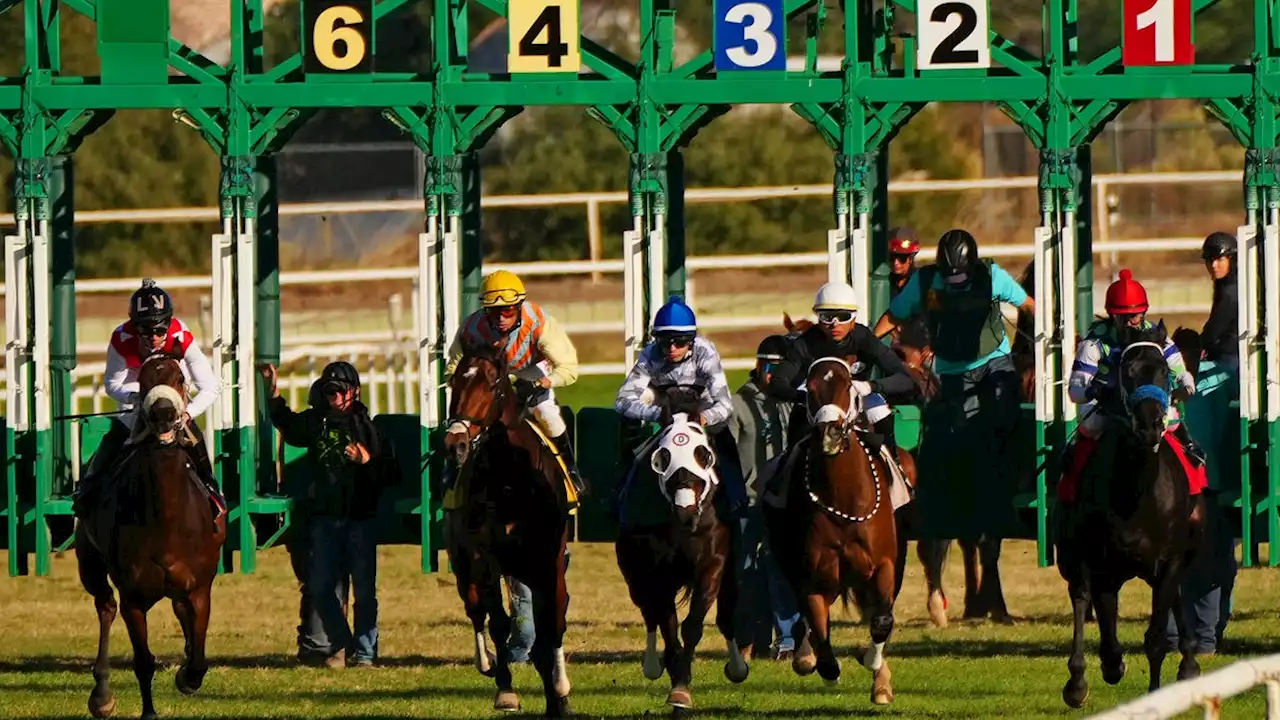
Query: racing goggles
481 288 525 306
485 304 520 319
657 333 695 349
137 325 168 338
817 310 855 325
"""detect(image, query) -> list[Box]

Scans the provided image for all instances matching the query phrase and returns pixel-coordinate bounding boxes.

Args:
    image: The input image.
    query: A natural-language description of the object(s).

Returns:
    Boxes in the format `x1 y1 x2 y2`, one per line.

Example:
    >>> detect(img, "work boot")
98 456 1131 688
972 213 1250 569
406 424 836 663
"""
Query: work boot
550 431 589 500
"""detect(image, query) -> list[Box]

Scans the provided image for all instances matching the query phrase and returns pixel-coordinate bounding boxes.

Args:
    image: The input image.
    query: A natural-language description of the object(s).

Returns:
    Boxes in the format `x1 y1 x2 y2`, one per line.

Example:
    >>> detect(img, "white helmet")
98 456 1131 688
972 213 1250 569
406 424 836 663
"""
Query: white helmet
812 282 859 312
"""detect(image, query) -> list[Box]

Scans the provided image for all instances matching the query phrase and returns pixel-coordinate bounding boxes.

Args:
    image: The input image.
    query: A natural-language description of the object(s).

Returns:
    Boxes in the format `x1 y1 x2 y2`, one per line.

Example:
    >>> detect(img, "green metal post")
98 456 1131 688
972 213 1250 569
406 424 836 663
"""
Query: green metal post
458 152 483 318
868 150 891 324
254 156 279 524
48 155 75 498
664 151 686 299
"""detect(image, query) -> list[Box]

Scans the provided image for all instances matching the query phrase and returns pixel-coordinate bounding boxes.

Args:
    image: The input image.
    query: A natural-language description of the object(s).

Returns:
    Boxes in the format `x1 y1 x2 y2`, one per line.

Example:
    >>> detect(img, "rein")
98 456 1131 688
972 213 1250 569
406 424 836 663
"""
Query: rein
802 356 881 523
802 433 882 524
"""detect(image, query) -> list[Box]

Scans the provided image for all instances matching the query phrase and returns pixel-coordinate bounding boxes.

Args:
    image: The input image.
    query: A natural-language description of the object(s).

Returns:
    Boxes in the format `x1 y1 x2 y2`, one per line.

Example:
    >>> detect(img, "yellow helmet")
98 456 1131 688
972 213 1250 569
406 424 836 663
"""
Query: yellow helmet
480 270 527 308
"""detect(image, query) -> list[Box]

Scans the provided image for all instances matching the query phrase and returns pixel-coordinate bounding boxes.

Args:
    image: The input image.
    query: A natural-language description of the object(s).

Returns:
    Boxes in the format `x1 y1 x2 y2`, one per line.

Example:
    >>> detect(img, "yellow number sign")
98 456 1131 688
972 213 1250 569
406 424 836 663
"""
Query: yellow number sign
304 0 373 74
507 0 581 74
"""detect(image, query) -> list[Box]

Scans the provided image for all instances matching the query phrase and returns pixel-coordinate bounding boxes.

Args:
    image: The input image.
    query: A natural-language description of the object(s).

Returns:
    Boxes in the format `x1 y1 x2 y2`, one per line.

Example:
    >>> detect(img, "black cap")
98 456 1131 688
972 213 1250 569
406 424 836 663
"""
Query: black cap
319 361 360 392
756 335 789 361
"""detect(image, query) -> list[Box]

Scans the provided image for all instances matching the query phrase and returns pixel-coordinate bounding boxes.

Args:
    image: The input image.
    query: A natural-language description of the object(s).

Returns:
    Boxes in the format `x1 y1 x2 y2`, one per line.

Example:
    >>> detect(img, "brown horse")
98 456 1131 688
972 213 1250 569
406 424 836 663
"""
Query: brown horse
74 351 226 720
763 356 898 705
615 386 749 711
442 341 573 717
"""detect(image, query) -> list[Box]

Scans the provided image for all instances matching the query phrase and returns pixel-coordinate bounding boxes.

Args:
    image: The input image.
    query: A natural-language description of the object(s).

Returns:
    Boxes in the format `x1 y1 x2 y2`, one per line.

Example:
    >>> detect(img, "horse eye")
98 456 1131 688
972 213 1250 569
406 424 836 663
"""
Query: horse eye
650 448 672 474
694 445 715 469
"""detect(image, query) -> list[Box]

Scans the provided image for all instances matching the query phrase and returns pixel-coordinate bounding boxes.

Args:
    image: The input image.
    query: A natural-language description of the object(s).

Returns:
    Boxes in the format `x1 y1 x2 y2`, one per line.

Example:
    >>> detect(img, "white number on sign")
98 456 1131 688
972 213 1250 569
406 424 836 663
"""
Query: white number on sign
930 3 979 65
724 2 778 69
1136 0 1174 62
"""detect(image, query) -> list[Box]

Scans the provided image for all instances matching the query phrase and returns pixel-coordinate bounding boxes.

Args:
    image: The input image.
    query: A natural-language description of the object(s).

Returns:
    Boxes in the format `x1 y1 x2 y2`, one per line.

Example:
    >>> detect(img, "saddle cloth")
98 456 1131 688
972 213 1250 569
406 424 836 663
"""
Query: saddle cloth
761 436 913 512
1058 429 1208 504
442 418 579 514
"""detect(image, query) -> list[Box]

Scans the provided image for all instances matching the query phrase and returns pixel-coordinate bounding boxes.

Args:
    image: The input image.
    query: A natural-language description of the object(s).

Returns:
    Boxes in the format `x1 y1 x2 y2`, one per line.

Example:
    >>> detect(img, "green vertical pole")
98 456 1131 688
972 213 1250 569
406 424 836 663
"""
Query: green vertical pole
1241 165 1259 567
254 157 279 530
664 150 686 298
48 155 74 498
868 150 891 324
459 152 482 318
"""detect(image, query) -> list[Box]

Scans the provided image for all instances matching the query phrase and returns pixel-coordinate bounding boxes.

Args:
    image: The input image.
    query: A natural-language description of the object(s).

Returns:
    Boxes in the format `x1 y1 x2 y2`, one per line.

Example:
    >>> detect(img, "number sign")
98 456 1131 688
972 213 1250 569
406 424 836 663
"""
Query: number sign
1123 0 1194 66
508 0 581 73
714 0 786 71
303 0 374 74
916 0 991 70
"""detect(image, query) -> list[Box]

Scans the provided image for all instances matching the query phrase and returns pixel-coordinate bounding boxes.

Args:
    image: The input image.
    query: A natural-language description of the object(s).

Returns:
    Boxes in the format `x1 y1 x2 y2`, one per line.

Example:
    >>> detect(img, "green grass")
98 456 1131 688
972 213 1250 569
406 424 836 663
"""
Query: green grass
2 540 1277 719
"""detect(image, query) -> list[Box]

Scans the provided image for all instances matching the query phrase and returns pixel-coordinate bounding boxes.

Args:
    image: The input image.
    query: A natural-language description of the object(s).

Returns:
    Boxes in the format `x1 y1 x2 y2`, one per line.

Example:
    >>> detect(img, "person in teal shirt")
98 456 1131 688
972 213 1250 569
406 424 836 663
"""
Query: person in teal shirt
871 229 1037 620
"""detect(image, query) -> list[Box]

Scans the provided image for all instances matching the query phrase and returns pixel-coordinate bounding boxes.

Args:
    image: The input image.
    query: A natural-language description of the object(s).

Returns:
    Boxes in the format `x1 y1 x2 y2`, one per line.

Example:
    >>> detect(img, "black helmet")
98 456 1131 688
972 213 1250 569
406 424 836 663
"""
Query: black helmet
1201 231 1237 260
319 361 361 393
129 278 173 328
755 335 789 362
937 229 979 278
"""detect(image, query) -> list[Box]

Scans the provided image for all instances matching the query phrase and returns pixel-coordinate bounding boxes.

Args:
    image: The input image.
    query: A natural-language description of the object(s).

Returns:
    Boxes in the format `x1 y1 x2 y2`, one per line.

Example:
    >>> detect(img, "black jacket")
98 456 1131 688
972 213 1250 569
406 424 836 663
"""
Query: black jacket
1202 269 1238 362
268 393 399 519
764 323 918 405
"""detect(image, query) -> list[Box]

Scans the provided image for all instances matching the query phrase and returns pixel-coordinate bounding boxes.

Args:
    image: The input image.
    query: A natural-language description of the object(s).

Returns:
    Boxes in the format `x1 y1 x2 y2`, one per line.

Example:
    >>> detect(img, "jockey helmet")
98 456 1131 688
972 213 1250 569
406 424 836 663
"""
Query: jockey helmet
1104 269 1149 315
756 334 789 362
1201 231 1237 260
129 278 173 329
812 281 858 312
652 296 697 338
480 270 527 308
319 360 361 393
889 227 920 256
937 229 979 280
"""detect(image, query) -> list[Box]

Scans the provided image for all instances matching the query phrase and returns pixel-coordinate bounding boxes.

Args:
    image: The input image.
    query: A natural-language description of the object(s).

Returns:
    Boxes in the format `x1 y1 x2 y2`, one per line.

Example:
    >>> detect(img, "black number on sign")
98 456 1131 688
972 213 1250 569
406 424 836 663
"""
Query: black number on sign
518 6 570 68
930 2 980 65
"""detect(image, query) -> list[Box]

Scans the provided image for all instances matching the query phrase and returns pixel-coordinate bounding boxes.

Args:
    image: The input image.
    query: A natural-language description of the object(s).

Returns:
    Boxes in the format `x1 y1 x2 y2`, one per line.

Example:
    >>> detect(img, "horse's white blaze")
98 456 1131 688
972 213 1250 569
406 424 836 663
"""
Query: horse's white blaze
473 631 492 674
673 488 696 508
812 403 846 426
463 366 479 378
823 370 834 382
861 642 885 672
725 638 750 682
446 421 470 436
141 384 186 415
642 630 663 680
552 647 571 697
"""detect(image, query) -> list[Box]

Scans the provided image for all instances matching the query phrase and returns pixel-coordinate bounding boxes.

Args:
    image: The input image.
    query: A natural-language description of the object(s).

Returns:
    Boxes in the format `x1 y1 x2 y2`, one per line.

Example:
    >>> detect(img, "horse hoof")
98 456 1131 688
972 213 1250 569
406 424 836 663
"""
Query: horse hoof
1102 659 1126 685
88 694 116 718
792 652 817 676
927 591 948 628
724 659 750 684
872 687 894 705
175 664 201 696
871 665 893 704
1062 682 1090 709
494 690 520 713
667 687 693 709
1177 660 1202 682
546 695 574 718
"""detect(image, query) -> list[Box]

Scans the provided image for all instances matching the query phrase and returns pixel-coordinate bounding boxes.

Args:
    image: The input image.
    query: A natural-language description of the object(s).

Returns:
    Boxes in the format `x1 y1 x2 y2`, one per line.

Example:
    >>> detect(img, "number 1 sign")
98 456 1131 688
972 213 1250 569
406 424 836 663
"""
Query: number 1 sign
1123 0 1194 67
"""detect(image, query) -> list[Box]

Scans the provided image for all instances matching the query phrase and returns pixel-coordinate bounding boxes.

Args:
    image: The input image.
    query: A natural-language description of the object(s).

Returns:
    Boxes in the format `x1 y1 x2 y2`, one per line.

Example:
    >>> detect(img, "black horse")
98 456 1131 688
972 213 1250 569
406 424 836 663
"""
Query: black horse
1055 323 1206 709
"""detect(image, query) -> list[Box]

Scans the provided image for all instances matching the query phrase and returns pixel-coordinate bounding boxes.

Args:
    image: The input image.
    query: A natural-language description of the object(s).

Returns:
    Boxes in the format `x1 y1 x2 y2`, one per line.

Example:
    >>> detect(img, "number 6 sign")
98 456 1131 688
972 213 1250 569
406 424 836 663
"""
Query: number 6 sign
1123 0 1194 66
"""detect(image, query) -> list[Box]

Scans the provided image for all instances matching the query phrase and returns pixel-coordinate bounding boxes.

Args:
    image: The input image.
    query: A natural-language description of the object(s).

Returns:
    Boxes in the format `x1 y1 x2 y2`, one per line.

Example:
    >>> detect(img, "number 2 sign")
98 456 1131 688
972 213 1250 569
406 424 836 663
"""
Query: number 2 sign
1123 0 1194 66
916 0 991 71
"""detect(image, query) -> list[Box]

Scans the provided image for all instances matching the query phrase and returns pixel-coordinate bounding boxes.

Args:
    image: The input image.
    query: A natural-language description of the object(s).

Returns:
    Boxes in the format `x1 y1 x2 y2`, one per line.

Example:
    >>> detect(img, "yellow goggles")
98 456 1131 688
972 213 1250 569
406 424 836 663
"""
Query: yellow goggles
481 288 525 306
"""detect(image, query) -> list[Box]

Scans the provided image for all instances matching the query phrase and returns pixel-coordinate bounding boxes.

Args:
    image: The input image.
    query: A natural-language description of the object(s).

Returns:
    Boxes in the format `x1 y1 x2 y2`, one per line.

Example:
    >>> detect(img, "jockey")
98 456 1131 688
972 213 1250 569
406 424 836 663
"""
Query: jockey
888 226 921 297
765 281 917 467
442 269 586 497
1062 269 1202 488
73 278 223 526
614 296 748 511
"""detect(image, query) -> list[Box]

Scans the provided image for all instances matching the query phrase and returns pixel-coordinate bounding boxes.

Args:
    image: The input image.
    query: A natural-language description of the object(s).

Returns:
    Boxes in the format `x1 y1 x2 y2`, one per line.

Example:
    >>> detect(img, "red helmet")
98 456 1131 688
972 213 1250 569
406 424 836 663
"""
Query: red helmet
1105 269 1149 315
889 227 920 255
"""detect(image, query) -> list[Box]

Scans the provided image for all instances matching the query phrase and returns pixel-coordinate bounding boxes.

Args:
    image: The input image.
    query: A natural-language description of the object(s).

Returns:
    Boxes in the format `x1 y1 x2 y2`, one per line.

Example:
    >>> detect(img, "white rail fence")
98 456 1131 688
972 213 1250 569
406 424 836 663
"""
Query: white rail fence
1087 654 1280 719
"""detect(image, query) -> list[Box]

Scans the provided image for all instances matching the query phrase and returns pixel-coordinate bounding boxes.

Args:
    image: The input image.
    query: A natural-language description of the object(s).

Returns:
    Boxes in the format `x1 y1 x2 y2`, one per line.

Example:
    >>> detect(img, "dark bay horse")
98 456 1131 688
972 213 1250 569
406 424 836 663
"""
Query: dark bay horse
443 341 574 717
1056 324 1206 709
74 352 226 720
764 356 898 705
615 385 749 711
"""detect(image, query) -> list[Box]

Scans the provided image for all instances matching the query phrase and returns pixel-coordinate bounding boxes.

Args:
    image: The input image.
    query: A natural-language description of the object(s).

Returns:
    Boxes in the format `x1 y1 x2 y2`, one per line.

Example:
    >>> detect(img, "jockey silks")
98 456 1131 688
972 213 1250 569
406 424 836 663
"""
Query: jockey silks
104 317 220 433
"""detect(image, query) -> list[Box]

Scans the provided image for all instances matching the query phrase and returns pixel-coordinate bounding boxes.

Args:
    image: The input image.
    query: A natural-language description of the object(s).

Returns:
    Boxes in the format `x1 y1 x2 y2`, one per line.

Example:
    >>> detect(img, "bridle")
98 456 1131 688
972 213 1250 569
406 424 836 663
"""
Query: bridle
802 356 881 523
446 356 512 464
1118 341 1171 416
805 357 867 445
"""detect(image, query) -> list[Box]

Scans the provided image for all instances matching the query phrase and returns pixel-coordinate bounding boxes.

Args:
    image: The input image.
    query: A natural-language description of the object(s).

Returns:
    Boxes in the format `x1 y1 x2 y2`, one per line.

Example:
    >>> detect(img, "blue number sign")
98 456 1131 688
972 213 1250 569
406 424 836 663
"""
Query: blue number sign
714 0 786 71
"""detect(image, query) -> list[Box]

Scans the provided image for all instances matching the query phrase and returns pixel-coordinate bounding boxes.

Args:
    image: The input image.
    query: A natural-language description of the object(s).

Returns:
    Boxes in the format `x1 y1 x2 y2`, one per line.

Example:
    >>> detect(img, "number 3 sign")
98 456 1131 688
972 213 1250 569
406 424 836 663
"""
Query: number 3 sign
916 0 991 70
714 0 786 71
1123 0 1194 66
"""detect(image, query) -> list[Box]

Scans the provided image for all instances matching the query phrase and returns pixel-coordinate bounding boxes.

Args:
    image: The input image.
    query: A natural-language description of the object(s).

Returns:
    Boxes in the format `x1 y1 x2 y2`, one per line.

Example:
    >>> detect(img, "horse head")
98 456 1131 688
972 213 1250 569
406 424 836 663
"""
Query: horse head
649 413 718 529
1171 326 1203 381
135 351 189 445
805 356 859 456
1117 323 1172 451
444 340 515 467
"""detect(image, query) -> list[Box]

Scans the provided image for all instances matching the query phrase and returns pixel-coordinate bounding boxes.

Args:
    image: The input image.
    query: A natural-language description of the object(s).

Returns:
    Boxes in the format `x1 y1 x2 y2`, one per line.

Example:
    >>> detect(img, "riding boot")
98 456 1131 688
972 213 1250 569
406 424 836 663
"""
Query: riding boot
549 431 589 502
1171 423 1207 467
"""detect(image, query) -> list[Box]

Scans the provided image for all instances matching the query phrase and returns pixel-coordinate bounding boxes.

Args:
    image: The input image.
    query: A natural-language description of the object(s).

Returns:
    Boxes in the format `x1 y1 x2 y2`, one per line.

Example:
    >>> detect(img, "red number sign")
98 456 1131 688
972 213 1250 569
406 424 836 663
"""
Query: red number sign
1123 0 1194 67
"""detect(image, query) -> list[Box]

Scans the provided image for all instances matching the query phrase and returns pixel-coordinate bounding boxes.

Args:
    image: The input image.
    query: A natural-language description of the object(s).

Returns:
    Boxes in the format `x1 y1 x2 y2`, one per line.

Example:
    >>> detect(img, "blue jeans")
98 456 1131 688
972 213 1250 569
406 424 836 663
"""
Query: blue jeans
735 508 799 653
287 519 347 658
507 547 572 663
1165 494 1238 652
310 516 379 662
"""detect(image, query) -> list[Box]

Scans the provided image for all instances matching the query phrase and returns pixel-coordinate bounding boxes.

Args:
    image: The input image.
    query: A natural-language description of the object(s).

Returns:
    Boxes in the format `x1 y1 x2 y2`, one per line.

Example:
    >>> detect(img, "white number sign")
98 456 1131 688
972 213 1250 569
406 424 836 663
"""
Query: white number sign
916 0 991 71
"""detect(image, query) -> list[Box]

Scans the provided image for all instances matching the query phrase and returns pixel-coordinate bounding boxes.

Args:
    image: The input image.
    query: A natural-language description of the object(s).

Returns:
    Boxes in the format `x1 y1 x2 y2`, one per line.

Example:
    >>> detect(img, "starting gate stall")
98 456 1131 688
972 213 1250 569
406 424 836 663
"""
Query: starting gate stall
3 0 1279 575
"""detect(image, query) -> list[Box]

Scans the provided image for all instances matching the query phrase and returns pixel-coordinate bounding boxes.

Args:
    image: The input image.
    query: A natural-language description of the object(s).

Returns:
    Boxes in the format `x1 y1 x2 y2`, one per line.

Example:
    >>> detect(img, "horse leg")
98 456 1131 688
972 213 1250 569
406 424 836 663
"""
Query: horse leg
977 536 1012 623
804 592 842 685
959 538 984 618
1172 582 1203 682
892 510 909 602
668 580 717 711
77 539 118 719
916 539 949 627
120 601 158 720
654 602 685 705
528 549 573 718
714 545 750 685
1062 579 1091 708
485 580 519 713
1145 567 1186 692
1094 583 1126 685
864 561 897 706
171 584 211 695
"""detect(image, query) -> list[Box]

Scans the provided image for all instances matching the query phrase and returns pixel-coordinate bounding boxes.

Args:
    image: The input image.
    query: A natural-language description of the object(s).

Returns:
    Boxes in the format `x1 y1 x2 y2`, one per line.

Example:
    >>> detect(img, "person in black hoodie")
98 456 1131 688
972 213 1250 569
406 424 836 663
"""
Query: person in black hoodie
260 360 398 668
1200 231 1238 370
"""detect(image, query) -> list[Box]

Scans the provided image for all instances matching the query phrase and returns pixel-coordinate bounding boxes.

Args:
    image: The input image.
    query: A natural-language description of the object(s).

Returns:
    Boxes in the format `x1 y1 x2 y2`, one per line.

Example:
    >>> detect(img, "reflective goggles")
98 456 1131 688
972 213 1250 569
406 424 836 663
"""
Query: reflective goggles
817 310 855 325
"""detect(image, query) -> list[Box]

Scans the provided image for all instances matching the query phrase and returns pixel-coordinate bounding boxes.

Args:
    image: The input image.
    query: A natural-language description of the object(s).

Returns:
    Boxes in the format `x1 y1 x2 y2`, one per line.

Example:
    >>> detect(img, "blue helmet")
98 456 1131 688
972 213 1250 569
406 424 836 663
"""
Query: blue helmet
652 296 697 338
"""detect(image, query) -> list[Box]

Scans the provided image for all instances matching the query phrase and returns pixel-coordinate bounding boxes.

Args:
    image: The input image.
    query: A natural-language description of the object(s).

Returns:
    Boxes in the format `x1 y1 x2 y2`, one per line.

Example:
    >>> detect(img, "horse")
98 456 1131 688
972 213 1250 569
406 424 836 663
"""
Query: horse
74 351 226 720
614 385 750 711
763 356 898 705
442 341 574 717
1055 322 1206 709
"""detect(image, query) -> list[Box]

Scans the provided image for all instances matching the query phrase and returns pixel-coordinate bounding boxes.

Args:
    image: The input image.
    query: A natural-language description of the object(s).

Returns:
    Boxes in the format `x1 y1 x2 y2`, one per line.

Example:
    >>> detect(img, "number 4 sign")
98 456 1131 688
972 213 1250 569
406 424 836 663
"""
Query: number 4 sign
1123 0 1194 66
508 0 582 73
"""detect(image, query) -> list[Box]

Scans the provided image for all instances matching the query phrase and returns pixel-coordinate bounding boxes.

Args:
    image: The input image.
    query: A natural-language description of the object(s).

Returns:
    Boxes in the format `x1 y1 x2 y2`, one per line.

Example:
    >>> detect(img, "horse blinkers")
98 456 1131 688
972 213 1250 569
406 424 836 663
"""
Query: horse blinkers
1118 341 1171 451
651 421 717 525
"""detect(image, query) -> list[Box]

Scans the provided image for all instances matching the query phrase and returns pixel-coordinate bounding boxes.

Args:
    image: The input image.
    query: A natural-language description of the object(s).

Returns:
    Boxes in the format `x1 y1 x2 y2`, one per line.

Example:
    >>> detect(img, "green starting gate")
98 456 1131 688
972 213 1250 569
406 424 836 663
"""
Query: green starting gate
4 0 1280 575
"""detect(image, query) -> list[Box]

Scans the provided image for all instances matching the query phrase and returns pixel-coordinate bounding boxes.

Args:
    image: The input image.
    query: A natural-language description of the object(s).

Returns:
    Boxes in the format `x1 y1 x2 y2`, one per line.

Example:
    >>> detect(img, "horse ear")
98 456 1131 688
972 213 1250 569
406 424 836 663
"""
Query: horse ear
783 312 795 333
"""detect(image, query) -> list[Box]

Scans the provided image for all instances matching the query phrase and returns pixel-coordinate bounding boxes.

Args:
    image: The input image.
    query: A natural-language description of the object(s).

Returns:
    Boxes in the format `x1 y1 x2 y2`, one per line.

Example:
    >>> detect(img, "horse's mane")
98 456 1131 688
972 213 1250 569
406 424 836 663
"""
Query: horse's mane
459 340 509 375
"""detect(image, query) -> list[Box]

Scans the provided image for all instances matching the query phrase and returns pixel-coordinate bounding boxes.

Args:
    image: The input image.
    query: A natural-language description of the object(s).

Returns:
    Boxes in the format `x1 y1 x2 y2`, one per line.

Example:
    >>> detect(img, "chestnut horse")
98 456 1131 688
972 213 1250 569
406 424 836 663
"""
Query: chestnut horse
763 356 898 705
442 341 574 717
615 387 749 712
74 351 226 720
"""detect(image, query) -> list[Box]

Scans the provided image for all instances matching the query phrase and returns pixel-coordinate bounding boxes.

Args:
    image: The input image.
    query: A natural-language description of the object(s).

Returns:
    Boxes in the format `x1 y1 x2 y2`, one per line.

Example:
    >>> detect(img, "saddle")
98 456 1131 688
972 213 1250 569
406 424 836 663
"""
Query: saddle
442 418 579 514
